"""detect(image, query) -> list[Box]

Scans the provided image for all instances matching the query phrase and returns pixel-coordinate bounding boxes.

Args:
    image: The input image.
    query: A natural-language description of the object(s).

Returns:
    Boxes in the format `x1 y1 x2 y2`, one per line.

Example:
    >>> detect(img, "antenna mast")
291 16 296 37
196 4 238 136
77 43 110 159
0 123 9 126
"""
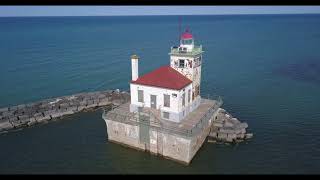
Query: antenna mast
178 16 182 43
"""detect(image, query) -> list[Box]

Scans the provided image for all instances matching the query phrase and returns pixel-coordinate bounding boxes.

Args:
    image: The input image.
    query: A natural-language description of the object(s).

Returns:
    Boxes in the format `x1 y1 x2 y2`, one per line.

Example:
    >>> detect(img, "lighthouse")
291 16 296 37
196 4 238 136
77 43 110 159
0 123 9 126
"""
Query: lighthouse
129 28 203 122
103 28 222 165
169 29 203 103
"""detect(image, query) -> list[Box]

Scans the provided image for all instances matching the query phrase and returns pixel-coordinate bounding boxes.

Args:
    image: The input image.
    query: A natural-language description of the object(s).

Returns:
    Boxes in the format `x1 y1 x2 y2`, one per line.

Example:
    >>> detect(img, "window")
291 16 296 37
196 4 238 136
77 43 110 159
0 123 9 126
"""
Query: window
163 112 170 119
182 39 192 45
179 59 185 68
195 57 202 67
188 89 191 103
138 90 144 102
172 93 177 98
195 86 200 97
174 61 178 68
182 93 185 107
164 94 170 107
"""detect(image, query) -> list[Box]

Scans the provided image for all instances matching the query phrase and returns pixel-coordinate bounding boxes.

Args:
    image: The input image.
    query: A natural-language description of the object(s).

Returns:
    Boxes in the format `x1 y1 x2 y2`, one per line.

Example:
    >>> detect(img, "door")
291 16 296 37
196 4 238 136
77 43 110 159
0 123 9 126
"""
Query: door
139 114 150 151
150 95 157 109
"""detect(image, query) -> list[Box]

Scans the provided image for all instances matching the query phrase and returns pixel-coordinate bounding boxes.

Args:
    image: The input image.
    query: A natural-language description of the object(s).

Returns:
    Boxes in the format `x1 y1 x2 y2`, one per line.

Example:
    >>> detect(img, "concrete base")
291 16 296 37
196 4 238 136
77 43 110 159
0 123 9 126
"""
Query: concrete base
105 119 209 164
103 99 221 165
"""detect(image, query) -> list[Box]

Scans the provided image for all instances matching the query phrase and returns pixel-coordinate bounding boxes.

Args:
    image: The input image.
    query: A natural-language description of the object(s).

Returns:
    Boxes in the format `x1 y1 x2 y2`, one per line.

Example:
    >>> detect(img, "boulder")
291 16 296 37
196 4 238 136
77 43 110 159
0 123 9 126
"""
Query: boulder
87 100 94 105
218 108 226 114
217 132 228 140
241 128 246 134
209 132 217 138
27 117 37 126
230 118 240 124
239 122 248 129
0 107 8 113
12 121 27 128
9 117 18 123
33 112 43 117
0 121 14 131
212 122 223 128
50 111 63 118
98 98 110 106
86 103 97 109
2 111 13 117
35 115 51 123
236 133 245 139
17 104 26 109
59 103 69 109
224 121 234 127
227 133 237 139
67 106 78 112
226 137 234 143
245 133 253 139
214 117 224 124
18 115 29 120
79 101 87 106
9 106 18 111
97 94 106 99
219 127 236 134
77 106 85 112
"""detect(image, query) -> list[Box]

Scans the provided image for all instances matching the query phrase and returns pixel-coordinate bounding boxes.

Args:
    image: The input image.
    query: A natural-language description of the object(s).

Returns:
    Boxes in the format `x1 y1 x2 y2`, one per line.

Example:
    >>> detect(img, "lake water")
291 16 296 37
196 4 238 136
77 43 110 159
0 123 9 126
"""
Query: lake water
0 14 320 174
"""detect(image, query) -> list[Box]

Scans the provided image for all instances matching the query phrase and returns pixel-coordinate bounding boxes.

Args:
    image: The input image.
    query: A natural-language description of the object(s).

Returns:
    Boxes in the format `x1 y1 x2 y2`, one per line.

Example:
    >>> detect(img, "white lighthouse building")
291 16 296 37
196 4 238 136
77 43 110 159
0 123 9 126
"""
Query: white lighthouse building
129 29 203 123
104 28 222 164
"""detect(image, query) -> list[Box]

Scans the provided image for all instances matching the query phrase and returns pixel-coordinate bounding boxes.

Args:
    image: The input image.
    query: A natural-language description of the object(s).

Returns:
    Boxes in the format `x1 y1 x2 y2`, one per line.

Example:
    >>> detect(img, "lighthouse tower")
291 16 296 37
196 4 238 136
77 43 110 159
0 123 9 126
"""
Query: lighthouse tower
169 28 203 102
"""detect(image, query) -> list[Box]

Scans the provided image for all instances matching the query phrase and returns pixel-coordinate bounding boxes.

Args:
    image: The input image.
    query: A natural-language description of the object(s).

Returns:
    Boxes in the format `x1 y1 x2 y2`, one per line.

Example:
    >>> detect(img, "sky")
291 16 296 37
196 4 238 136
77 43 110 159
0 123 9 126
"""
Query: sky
0 6 320 17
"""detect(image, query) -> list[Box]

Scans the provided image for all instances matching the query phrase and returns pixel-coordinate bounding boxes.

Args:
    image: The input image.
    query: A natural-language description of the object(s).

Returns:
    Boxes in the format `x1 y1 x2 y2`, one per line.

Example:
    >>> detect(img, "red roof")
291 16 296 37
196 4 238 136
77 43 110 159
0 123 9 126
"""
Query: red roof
181 29 193 39
131 66 192 90
181 32 193 39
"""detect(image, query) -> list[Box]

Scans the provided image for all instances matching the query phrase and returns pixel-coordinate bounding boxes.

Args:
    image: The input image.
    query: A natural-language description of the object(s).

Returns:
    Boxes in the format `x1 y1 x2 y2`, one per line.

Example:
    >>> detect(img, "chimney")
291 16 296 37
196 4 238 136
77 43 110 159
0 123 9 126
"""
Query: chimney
131 54 139 81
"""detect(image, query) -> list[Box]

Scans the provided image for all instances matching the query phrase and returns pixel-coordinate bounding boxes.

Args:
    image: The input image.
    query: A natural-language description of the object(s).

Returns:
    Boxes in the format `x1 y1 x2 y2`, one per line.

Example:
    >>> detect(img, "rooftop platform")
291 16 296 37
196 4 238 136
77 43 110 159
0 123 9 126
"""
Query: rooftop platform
103 98 222 137
169 45 203 57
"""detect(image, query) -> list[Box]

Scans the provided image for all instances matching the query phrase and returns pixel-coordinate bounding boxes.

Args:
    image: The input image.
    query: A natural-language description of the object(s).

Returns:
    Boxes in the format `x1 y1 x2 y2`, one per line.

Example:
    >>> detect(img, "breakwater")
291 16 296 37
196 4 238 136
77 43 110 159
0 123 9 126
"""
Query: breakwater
208 108 253 143
0 89 130 133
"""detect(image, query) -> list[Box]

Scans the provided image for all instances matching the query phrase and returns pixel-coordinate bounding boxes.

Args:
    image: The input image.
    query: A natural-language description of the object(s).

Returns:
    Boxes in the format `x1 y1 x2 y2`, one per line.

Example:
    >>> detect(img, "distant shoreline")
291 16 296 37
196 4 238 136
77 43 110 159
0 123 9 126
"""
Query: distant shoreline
0 13 320 18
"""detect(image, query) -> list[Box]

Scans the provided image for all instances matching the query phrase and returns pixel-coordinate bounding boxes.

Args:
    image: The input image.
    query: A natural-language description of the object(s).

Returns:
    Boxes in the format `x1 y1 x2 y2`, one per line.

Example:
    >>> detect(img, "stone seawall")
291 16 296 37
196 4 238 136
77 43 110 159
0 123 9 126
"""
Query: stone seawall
0 89 130 134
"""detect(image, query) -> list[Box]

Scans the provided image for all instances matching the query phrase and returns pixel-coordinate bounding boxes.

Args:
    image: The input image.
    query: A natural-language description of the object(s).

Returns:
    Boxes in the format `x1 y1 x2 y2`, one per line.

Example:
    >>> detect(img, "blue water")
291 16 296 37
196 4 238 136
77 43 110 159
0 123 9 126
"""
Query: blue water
1 14 320 174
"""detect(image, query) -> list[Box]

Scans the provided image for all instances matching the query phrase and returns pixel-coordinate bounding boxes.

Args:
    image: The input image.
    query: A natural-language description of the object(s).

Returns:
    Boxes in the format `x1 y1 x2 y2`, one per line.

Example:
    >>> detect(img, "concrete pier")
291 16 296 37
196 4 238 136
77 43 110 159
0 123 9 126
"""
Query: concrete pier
0 89 130 133
103 98 223 165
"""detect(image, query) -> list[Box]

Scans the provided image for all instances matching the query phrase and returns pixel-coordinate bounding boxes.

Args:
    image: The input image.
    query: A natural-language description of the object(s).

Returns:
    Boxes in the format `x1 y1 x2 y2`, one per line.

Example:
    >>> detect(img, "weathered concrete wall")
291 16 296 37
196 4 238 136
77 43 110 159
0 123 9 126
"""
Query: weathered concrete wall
105 119 146 150
104 115 215 165
160 132 191 164
0 89 130 134
189 118 212 162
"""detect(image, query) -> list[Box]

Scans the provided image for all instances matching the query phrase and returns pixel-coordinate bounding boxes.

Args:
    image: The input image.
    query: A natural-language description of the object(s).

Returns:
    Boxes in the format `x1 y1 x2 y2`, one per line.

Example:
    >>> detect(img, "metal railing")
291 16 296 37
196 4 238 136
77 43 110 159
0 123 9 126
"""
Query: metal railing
169 45 203 56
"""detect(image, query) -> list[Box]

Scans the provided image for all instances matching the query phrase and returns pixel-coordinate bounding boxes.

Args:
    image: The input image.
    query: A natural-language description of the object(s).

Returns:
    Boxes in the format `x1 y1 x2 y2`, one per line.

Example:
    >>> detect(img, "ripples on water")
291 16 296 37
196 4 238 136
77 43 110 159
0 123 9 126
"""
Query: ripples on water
0 15 320 174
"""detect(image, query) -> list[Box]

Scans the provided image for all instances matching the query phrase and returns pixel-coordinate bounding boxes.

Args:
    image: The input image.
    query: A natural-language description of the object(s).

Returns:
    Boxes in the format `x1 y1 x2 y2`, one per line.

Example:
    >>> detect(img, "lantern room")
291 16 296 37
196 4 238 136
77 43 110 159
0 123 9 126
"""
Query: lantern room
179 29 194 52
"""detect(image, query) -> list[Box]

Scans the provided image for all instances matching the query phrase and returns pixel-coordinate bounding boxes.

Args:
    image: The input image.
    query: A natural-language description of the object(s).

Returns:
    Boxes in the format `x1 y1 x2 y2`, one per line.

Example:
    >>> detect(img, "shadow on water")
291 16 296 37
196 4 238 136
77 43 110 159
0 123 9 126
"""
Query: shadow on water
274 59 320 85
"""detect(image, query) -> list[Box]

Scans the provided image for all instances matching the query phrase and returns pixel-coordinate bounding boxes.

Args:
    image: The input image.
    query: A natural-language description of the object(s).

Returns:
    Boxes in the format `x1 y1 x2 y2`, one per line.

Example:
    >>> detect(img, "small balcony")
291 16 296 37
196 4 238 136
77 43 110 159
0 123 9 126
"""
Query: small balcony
169 45 203 56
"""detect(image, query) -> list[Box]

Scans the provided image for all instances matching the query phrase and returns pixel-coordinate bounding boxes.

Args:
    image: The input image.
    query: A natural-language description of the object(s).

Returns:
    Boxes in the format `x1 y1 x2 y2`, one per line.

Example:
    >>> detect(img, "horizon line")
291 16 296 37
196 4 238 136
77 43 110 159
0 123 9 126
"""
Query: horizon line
1 13 320 18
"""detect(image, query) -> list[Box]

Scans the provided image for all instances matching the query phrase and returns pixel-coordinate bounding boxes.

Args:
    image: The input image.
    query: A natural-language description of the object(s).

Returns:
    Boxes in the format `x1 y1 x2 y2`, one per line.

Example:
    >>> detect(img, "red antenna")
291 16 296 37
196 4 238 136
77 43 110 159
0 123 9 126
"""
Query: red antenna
178 16 182 42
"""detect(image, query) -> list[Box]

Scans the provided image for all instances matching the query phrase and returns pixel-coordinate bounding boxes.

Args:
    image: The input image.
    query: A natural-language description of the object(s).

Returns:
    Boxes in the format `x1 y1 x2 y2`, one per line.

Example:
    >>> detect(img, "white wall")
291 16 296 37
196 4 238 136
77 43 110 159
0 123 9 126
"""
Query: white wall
130 83 192 114
131 58 139 81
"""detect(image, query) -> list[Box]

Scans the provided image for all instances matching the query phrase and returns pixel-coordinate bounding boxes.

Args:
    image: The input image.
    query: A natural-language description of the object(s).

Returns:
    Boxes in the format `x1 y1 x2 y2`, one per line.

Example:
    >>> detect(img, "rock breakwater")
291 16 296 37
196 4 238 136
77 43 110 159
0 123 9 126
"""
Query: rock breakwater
209 108 253 143
0 89 130 133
